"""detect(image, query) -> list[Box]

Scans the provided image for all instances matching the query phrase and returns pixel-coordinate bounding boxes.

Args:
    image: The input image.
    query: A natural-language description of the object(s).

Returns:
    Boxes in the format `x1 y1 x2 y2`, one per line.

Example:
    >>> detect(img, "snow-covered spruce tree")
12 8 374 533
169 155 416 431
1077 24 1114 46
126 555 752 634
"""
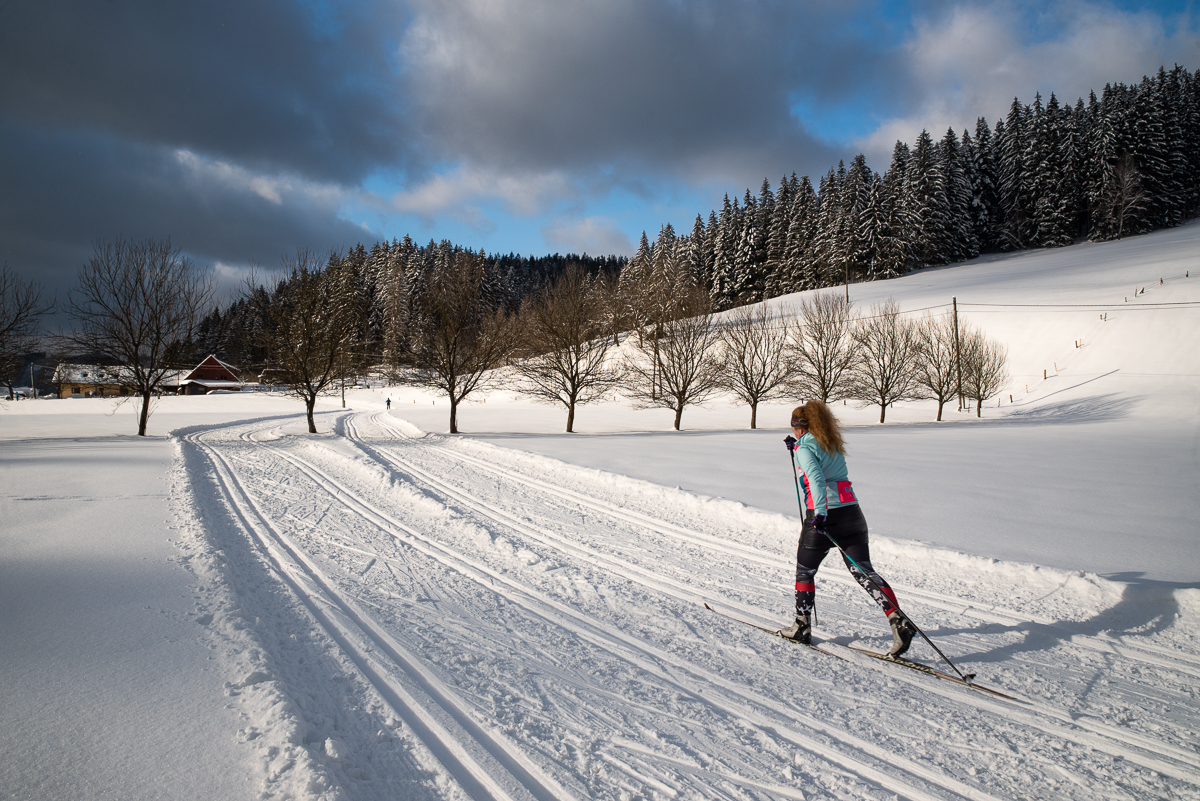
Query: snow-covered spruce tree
841 155 875 282
1084 90 1121 240
970 117 1002 251
689 214 712 292
1030 93 1078 248
939 127 979 261
912 313 961 421
904 130 954 267
762 175 791 297
718 302 795 429
783 176 820 293
811 167 842 286
872 142 914 278
960 325 1009 417
786 291 855 404
408 250 516 434
710 194 737 309
248 250 356 434
513 266 622 433
63 238 216 436
998 98 1036 250
848 298 919 424
730 189 764 305
1133 73 1171 232
1180 67 1200 218
624 288 723 431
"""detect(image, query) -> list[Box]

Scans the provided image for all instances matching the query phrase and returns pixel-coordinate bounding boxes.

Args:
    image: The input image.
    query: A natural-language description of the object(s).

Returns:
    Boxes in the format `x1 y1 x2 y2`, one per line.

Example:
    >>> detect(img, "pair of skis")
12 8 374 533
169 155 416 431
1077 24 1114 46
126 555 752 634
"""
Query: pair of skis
704 602 1014 700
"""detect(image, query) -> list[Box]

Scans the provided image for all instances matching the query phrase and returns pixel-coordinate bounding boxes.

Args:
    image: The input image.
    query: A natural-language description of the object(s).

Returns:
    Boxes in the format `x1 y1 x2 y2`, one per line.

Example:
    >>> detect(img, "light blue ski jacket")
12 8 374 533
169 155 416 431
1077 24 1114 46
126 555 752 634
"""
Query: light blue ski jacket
792 431 859 516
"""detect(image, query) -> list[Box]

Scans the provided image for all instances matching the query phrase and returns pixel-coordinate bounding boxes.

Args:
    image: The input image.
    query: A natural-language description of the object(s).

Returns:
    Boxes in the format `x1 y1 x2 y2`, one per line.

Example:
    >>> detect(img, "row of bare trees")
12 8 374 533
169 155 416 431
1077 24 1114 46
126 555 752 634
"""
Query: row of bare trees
504 267 1010 433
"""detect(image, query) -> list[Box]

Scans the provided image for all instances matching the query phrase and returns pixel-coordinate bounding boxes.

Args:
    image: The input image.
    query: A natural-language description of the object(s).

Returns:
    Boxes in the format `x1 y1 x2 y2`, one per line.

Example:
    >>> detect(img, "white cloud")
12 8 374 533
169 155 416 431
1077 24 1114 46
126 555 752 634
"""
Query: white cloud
854 1 1200 168
172 149 368 211
541 216 634 255
389 164 576 223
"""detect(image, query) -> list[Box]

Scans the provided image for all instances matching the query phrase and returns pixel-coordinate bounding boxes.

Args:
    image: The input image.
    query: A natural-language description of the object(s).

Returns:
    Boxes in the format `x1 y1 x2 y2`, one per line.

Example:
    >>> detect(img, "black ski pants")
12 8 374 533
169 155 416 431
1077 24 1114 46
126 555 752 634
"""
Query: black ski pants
794 504 899 618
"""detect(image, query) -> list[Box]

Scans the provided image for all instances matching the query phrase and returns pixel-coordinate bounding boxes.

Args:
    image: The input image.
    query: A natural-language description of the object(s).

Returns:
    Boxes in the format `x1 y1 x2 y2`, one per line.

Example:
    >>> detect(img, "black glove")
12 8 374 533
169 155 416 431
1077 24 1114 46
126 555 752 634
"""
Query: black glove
784 435 797 452
811 513 827 533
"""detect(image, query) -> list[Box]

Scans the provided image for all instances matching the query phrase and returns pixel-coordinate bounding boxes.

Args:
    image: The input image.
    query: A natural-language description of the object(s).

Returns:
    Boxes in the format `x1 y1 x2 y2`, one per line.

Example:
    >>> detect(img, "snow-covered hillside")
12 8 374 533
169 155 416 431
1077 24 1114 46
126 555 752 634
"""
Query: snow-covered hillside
2 224 1198 800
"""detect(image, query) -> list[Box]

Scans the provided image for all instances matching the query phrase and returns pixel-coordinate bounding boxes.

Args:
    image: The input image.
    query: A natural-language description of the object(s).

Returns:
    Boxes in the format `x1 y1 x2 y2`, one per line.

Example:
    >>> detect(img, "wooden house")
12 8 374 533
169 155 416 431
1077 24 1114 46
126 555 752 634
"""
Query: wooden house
53 364 134 398
179 355 244 395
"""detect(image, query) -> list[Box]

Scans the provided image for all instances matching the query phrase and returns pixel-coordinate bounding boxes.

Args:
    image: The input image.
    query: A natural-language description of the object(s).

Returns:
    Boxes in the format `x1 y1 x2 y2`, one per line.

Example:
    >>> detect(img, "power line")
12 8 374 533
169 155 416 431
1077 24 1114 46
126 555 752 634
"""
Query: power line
961 301 1200 308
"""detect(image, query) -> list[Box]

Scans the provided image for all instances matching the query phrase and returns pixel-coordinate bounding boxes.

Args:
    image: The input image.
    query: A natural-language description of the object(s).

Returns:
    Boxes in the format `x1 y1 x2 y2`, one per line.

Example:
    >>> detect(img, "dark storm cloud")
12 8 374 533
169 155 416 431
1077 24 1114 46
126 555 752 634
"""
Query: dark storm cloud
0 0 406 315
400 0 909 187
0 0 411 182
0 121 371 318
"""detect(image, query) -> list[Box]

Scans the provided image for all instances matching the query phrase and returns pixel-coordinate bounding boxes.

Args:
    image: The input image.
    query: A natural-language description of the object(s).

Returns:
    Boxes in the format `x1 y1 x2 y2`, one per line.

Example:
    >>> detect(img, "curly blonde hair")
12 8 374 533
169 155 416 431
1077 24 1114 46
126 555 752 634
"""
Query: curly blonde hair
791 400 846 455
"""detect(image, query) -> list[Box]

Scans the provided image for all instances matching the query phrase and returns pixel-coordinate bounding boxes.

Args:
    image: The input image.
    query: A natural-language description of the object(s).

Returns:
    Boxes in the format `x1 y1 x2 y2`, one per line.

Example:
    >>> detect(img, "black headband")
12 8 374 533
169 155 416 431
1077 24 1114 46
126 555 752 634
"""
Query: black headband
791 415 808 427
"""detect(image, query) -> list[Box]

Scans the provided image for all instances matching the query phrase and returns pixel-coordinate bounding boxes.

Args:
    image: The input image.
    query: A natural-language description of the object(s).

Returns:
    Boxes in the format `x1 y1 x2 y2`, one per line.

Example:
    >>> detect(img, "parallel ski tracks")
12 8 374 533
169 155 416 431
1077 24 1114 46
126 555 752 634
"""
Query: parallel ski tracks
342 412 1200 786
186 426 576 801
359 413 1200 685
200 417 1020 801
188 413 1200 796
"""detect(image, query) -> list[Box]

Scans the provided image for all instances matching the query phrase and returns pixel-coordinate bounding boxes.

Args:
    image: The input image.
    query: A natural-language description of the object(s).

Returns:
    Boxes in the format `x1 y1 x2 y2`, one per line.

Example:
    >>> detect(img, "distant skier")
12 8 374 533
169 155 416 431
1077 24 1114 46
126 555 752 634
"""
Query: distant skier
385 397 391 410
779 400 914 656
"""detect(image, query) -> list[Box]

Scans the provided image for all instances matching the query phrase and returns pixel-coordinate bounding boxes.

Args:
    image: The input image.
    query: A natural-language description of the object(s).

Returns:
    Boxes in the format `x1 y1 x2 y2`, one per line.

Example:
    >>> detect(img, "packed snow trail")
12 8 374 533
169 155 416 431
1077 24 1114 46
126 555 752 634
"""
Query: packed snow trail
176 409 1200 800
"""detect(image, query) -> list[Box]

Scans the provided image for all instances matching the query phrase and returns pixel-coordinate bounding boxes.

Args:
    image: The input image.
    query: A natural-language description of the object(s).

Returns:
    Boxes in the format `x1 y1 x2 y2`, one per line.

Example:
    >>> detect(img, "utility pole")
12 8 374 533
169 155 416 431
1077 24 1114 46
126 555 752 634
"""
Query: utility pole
952 297 963 411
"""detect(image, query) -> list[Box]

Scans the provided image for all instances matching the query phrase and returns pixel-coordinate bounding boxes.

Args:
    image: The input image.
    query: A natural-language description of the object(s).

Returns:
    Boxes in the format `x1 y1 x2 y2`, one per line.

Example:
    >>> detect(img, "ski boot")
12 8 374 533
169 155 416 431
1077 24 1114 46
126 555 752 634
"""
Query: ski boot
778 613 812 645
887 611 915 657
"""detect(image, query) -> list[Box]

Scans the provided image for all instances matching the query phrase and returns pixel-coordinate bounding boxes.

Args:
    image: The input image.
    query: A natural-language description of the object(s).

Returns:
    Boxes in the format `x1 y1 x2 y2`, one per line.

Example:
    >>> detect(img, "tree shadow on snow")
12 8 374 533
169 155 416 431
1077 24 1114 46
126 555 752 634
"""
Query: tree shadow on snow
912 573 1200 702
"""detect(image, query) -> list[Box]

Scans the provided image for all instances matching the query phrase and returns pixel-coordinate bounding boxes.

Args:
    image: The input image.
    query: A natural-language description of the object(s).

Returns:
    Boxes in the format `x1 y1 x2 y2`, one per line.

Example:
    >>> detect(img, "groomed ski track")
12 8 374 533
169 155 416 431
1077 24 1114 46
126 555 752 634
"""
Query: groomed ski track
177 409 1200 801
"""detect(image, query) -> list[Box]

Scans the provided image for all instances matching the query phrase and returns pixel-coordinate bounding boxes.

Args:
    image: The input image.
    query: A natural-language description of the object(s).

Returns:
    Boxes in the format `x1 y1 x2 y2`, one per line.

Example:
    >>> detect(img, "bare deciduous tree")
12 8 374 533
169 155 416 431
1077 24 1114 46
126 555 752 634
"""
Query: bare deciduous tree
961 326 1009 417
850 298 918 423
626 289 723 430
912 313 959 421
409 251 516 434
514 266 622 432
719 303 795 429
787 291 856 403
1100 154 1149 241
0 263 54 399
62 238 215 435
247 250 356 434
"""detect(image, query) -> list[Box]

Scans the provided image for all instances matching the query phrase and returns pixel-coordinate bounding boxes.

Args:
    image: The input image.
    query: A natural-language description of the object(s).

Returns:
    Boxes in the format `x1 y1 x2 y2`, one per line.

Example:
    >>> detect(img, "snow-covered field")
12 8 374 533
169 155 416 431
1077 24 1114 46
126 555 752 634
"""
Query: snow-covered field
2 223 1198 800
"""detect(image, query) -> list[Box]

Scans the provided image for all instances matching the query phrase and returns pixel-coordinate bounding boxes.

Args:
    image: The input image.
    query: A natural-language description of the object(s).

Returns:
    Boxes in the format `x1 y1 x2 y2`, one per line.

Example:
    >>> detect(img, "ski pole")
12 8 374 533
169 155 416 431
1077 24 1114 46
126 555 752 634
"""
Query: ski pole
784 444 976 683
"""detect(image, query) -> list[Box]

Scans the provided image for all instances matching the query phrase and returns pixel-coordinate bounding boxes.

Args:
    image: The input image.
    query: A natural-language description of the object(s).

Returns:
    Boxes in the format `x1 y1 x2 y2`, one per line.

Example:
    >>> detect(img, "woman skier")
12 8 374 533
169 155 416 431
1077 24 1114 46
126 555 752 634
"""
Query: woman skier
779 400 915 657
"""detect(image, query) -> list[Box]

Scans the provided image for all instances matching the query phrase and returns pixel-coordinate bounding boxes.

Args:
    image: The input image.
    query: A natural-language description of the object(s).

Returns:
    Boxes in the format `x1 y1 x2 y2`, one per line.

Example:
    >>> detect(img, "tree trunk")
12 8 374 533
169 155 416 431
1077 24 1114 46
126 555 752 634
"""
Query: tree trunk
306 395 317 433
935 399 944 421
566 401 575 433
878 403 886 424
673 404 683 430
138 391 151 436
749 402 757 429
449 397 458 434
976 398 982 418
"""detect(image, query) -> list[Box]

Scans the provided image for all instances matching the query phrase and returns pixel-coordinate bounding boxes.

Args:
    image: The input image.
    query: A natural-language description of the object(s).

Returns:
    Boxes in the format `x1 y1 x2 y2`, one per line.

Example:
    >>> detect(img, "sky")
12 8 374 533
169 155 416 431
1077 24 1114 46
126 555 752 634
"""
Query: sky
2 0 1199 311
